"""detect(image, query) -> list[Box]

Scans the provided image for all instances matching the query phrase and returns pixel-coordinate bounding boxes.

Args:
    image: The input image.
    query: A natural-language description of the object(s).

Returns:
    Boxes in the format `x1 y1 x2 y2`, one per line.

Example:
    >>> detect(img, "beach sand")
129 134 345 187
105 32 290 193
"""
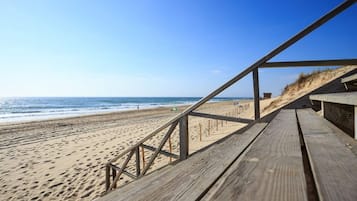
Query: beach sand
0 99 275 201
1 66 353 201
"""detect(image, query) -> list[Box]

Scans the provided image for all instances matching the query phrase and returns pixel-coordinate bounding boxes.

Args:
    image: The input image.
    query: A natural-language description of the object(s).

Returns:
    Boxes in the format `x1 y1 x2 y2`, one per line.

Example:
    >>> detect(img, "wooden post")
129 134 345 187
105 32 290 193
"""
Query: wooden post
253 68 260 120
112 166 117 188
141 146 146 168
216 119 218 131
199 123 202 141
355 106 357 140
135 146 141 177
168 135 172 163
105 164 111 191
208 120 211 136
221 120 223 127
179 115 189 160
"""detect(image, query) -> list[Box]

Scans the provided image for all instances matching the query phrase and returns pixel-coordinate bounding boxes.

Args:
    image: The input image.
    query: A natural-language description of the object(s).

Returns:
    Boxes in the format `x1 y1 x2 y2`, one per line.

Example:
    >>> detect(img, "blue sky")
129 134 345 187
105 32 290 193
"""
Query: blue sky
0 0 356 97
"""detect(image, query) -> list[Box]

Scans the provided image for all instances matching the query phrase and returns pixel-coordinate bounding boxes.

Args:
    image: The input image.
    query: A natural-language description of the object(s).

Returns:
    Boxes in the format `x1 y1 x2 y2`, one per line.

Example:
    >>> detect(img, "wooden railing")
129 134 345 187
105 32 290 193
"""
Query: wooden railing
104 0 357 192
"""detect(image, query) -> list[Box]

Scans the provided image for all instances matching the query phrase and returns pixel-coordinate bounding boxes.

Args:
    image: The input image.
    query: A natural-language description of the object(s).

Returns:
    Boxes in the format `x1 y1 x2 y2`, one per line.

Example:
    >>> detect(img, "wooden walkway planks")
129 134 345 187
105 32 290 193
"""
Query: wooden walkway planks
202 110 308 201
99 123 267 201
297 109 357 201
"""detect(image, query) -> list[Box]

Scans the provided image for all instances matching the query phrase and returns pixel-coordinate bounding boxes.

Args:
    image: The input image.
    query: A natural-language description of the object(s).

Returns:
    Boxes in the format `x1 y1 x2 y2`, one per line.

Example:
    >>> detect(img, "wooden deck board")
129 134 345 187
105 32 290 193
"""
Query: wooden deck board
309 92 357 105
341 73 357 83
297 109 357 201
202 109 308 201
99 123 267 201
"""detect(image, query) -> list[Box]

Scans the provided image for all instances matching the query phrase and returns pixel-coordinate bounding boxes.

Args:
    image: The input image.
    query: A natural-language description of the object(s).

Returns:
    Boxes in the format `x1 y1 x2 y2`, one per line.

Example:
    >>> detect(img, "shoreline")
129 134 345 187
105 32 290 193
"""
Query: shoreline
0 99 252 125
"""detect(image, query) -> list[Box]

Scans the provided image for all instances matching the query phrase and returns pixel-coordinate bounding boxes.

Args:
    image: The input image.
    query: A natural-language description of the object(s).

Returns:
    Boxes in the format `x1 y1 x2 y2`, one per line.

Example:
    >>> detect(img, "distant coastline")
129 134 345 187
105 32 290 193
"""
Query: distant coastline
0 97 252 123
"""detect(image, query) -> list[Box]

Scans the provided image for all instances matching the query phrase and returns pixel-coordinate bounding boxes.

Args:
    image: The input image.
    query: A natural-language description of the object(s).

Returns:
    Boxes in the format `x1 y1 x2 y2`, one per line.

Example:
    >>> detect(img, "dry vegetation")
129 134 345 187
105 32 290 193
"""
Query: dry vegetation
262 65 357 113
282 69 333 95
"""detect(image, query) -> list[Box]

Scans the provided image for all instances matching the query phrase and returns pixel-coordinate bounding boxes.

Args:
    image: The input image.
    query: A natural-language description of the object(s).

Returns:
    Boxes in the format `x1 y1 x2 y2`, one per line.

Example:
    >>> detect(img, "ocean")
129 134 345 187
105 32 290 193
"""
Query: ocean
0 97 248 123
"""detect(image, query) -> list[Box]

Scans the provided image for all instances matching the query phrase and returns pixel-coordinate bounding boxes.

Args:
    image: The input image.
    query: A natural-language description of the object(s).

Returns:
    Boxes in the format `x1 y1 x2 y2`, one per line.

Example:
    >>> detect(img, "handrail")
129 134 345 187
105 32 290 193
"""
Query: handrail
107 0 355 165
261 59 357 68
104 0 356 192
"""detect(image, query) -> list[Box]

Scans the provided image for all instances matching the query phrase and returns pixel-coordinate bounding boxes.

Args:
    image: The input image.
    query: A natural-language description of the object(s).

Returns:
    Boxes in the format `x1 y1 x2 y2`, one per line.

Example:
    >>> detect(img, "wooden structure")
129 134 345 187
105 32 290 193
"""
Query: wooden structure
297 109 357 201
310 92 357 139
341 73 357 90
104 0 357 195
263 92 272 99
99 109 357 201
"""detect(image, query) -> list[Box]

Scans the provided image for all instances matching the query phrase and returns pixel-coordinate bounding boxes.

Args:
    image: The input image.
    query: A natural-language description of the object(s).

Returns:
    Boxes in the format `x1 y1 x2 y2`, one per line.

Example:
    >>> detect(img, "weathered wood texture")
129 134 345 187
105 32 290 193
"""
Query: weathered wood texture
323 102 355 138
297 109 357 201
141 144 179 159
261 59 357 68
310 91 357 105
189 111 253 124
141 121 178 176
203 110 307 201
98 123 267 201
253 68 260 120
341 73 357 83
179 115 189 160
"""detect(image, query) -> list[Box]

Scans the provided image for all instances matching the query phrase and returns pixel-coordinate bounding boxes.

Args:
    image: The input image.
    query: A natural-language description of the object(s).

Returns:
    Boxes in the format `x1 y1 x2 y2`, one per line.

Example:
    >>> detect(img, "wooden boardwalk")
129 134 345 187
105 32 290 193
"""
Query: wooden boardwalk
202 110 307 201
298 109 357 201
101 1 357 197
98 109 357 201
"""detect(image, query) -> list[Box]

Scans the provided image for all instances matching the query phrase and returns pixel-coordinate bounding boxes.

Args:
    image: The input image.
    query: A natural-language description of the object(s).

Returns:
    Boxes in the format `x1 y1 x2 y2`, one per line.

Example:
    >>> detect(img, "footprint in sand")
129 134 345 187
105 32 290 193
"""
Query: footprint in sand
43 192 51 197
49 182 63 189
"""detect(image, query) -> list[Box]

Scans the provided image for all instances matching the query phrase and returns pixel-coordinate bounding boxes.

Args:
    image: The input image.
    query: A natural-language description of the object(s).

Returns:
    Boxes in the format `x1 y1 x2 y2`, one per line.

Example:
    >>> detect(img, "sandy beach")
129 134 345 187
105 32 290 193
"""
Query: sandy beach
1 66 353 201
0 99 275 201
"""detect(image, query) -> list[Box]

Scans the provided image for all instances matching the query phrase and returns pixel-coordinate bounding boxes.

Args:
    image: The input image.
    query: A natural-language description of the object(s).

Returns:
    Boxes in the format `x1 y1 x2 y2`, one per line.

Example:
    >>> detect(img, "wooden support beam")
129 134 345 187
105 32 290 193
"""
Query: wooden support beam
112 166 117 188
253 68 260 120
179 115 189 160
105 164 111 191
189 111 253 124
141 144 179 159
135 146 141 177
109 150 135 190
355 106 357 140
141 121 179 176
110 164 137 180
261 58 357 68
122 170 137 180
